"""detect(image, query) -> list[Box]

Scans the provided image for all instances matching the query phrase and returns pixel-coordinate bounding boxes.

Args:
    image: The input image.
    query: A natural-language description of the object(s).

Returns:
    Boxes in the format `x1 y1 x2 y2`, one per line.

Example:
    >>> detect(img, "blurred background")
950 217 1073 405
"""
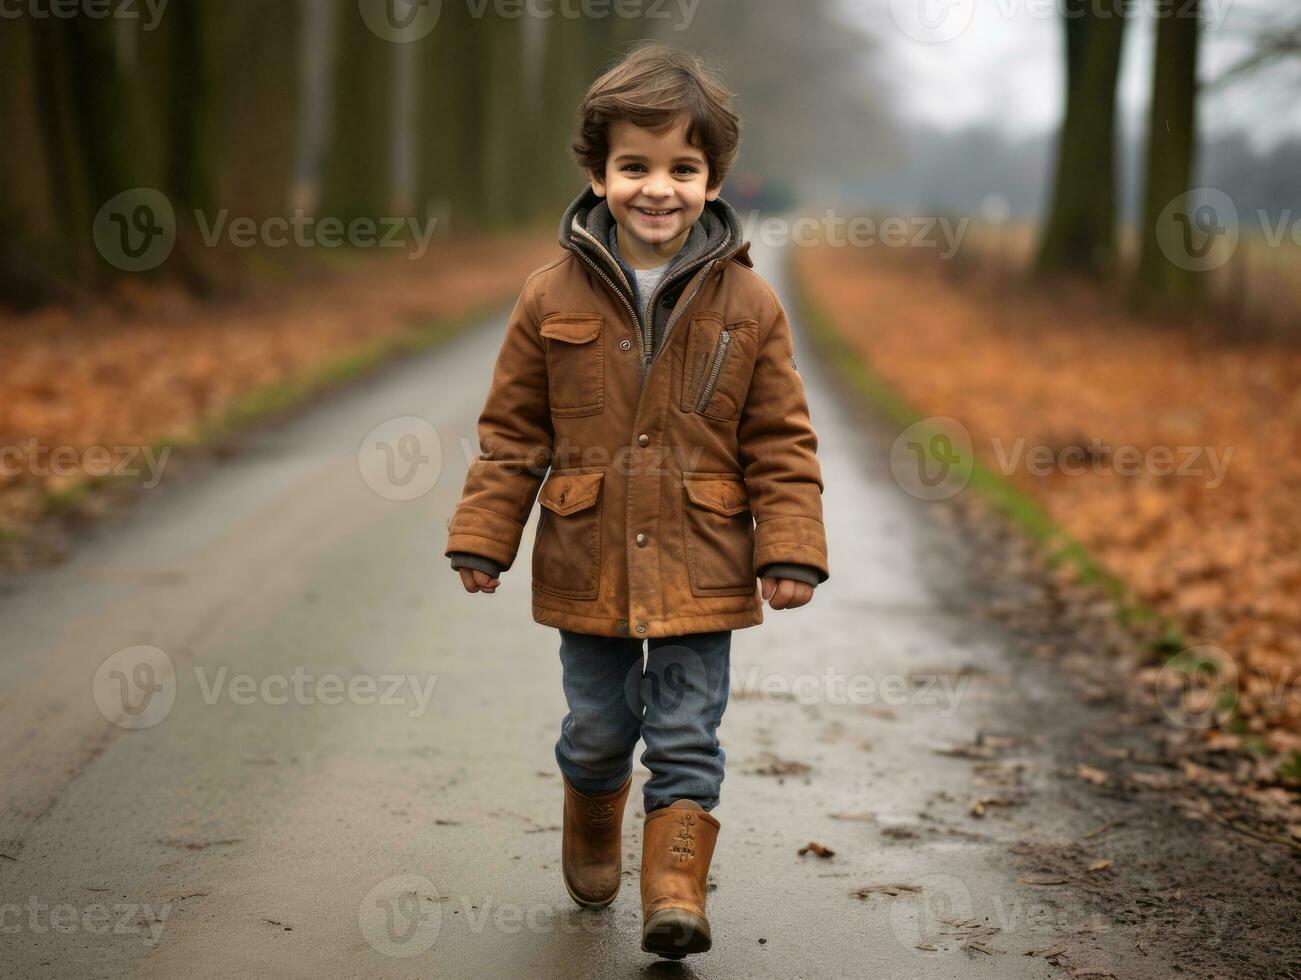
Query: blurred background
2 4 1300 711
1 0 1298 314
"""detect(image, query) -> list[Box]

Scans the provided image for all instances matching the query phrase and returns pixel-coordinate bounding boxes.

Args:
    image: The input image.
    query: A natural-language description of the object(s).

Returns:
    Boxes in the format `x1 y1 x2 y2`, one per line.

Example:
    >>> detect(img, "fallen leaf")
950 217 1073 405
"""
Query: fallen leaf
851 883 922 899
1076 766 1110 785
799 841 835 858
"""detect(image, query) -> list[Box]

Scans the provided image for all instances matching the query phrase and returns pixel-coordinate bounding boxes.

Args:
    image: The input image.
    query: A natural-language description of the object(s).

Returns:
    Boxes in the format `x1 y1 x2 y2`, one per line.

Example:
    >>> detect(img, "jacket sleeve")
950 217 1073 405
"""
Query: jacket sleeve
737 285 830 583
758 562 821 587
449 552 502 578
443 281 553 572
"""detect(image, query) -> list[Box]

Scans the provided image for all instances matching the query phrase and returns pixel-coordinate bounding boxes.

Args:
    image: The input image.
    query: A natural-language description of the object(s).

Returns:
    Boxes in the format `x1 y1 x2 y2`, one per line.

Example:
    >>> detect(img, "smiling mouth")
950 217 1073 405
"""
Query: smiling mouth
635 207 678 217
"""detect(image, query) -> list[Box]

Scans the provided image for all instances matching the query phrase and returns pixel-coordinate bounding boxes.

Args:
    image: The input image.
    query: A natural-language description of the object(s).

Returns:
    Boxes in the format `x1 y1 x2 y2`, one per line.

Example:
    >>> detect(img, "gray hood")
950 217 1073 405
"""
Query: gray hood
556 184 748 358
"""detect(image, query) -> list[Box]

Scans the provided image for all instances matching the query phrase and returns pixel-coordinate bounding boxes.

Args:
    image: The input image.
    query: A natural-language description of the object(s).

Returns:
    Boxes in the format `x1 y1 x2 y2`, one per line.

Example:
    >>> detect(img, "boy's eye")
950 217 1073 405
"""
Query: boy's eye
620 164 701 176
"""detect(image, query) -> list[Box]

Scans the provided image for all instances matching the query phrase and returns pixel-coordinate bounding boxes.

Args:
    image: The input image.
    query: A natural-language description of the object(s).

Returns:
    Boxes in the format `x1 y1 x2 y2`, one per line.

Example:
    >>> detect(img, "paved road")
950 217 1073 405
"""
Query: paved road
0 241 1154 978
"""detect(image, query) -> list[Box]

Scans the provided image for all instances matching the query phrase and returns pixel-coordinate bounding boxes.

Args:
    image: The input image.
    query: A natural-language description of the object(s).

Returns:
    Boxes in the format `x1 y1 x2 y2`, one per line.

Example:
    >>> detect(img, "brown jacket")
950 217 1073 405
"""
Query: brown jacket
444 187 829 638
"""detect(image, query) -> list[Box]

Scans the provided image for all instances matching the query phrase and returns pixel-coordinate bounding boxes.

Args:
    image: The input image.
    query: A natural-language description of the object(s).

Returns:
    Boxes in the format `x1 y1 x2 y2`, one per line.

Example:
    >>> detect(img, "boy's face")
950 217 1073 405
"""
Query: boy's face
590 117 720 265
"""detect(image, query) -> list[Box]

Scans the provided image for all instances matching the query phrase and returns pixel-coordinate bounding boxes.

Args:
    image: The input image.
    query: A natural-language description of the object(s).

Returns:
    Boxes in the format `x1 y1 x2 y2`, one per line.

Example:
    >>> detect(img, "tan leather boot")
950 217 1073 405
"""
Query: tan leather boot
561 774 632 908
640 800 720 958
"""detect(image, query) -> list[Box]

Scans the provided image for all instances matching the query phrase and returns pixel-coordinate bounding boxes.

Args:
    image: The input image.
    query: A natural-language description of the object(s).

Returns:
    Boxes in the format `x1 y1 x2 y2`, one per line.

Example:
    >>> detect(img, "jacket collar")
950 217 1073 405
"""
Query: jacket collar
557 185 751 305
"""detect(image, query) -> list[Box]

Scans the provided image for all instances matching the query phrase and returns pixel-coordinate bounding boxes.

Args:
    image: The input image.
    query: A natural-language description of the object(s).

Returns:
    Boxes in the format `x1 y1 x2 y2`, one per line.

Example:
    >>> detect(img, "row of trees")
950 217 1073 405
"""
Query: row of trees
1037 0 1201 301
0 0 640 305
1038 0 1299 303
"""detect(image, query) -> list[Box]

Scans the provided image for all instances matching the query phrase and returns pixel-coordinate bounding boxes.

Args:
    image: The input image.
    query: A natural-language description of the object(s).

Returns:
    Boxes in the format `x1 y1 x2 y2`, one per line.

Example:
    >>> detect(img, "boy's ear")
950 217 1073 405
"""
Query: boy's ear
705 182 722 202
588 168 607 198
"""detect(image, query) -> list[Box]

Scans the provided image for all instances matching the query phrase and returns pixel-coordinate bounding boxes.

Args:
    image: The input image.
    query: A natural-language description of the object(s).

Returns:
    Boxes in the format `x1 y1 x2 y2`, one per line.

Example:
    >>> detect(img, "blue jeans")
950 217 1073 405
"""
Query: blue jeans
554 629 731 813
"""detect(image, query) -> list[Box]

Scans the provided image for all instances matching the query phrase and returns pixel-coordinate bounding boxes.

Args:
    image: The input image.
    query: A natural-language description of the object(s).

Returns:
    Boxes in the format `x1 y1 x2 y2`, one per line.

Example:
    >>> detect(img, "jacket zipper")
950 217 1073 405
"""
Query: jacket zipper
571 248 641 356
567 221 737 384
695 327 732 412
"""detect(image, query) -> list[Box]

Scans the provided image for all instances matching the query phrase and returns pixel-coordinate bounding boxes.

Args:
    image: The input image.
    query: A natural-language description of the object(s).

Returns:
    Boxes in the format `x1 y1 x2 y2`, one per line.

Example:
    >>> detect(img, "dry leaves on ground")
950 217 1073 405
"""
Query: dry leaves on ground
798 244 1301 765
0 234 558 529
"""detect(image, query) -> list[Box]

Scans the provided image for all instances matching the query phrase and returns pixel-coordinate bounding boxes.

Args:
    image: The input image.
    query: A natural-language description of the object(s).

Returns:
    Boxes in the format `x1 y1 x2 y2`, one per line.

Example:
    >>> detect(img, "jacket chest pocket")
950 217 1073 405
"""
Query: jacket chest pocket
540 313 604 418
680 313 759 421
681 475 755 596
533 469 604 599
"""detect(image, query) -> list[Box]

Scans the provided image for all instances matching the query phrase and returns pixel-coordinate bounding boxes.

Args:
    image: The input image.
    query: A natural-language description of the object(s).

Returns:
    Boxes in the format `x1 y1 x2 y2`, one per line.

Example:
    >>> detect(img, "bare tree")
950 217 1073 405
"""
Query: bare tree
1136 0 1202 301
1037 0 1129 279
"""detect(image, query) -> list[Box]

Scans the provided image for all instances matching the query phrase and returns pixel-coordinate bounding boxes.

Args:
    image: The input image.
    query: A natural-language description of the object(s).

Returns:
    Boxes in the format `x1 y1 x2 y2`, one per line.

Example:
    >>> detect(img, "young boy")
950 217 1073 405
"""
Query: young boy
444 42 829 959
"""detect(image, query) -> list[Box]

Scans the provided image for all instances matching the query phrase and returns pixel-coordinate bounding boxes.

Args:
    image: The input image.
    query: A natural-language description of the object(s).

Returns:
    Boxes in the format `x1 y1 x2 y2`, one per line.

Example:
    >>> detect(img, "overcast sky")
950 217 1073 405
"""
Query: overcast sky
849 0 1301 151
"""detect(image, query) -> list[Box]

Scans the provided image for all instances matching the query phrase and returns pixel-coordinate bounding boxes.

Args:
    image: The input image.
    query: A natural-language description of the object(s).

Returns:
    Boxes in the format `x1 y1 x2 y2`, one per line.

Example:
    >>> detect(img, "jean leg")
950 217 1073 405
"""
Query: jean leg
553 629 646 796
639 630 731 813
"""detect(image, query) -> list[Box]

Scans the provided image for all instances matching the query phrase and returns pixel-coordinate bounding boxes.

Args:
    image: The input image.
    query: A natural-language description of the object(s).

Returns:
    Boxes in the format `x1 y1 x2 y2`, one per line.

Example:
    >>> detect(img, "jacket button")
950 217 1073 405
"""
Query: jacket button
619 339 632 351
637 434 649 447
635 532 648 547
635 623 647 634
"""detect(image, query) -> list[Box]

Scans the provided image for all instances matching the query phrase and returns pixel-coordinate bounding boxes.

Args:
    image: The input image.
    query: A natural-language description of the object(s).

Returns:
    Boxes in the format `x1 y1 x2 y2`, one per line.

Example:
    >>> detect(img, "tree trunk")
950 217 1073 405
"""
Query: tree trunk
0 18 62 304
1137 0 1202 302
1037 0 1129 278
477 13 526 231
416 0 487 235
320 3 395 224
27 18 135 282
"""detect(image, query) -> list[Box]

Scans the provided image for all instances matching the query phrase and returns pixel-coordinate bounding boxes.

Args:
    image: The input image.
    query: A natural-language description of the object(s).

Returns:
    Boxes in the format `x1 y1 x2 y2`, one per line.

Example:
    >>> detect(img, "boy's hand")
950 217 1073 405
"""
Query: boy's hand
761 576 814 610
458 567 501 594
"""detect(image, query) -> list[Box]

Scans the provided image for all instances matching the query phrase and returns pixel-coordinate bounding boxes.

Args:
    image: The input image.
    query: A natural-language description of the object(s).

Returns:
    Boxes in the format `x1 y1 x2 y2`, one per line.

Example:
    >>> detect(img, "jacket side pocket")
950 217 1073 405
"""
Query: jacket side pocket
540 313 604 418
533 469 604 599
681 475 756 596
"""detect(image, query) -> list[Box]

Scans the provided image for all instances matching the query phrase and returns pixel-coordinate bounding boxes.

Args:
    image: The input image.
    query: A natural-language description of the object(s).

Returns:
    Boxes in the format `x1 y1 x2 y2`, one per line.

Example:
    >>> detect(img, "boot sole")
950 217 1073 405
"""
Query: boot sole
641 907 712 958
563 871 619 909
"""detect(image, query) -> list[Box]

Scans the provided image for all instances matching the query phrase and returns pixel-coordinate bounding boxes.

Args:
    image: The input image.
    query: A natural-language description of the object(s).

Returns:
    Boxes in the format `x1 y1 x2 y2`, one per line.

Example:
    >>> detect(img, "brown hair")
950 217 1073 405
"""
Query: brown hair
571 41 741 191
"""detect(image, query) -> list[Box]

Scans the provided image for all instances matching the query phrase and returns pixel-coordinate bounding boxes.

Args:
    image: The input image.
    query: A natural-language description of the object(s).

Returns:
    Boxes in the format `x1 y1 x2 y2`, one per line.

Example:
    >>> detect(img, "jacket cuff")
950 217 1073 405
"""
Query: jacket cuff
758 562 820 587
444 505 525 571
449 552 502 578
753 515 829 583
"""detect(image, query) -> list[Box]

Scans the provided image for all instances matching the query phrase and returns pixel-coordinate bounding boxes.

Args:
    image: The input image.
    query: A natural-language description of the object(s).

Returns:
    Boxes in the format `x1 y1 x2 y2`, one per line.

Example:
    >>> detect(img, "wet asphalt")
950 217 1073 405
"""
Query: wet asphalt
0 240 1161 978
